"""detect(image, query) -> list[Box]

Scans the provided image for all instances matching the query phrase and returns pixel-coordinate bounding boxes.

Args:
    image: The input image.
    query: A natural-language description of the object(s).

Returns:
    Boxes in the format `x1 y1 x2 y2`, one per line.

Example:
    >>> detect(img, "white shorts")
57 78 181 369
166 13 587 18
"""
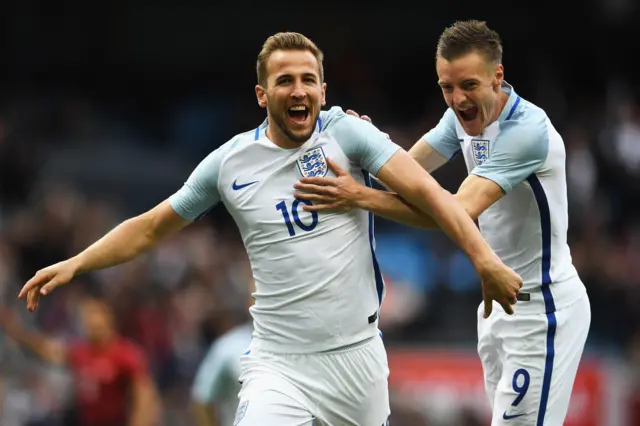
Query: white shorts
478 292 591 426
234 334 390 426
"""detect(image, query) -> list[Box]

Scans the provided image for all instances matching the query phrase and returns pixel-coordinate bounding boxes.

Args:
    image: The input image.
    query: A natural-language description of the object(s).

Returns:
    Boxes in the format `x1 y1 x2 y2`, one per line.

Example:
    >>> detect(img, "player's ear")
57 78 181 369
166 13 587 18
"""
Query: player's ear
255 85 268 109
493 64 504 91
321 82 327 107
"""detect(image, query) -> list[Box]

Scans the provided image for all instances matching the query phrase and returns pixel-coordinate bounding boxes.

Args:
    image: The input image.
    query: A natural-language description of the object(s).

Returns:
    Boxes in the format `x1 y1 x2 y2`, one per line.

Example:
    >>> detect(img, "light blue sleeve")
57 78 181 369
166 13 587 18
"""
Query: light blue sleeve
191 342 227 403
422 108 461 160
472 118 549 193
168 142 232 220
324 108 401 176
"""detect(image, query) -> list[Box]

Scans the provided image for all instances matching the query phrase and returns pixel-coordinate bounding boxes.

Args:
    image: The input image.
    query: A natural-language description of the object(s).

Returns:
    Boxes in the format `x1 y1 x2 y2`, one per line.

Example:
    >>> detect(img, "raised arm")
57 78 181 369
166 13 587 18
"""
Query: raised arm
19 143 229 311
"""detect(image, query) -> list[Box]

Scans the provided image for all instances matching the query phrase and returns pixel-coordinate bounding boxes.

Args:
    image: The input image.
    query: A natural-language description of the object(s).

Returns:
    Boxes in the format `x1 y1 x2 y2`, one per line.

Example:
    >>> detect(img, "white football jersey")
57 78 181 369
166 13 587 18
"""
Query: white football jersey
423 82 586 315
191 323 253 426
170 107 400 353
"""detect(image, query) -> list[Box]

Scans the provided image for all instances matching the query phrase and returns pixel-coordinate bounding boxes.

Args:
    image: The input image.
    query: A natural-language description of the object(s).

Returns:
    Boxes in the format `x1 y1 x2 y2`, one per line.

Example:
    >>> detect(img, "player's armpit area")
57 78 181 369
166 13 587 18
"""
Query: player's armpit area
455 174 506 220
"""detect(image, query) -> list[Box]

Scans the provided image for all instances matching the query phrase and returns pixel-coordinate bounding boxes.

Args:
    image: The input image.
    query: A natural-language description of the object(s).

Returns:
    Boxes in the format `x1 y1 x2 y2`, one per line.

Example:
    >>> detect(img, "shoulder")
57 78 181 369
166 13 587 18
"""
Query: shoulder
210 130 255 161
319 106 348 129
320 106 385 140
497 100 550 159
190 131 255 179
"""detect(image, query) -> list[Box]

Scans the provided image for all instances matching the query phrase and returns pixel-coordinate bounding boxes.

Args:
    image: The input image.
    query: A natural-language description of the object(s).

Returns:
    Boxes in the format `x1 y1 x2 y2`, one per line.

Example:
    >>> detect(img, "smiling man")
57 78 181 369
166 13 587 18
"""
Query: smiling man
18 32 522 426
293 21 591 426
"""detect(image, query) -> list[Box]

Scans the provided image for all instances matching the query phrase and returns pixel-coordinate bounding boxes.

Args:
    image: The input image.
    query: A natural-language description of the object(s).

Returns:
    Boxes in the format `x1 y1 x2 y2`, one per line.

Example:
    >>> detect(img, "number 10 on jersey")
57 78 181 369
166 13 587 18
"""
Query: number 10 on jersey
275 199 318 236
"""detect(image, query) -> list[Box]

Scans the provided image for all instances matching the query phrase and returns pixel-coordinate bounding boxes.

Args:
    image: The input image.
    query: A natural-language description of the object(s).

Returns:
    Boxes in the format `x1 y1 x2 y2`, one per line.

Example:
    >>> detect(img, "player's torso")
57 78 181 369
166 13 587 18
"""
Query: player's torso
69 341 132 421
217 127 381 353
455 113 579 294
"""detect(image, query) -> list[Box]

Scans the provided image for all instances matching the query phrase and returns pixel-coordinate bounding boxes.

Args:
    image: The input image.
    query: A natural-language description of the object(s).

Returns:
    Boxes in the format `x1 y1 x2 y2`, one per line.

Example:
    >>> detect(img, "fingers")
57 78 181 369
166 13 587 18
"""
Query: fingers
325 157 347 176
27 288 40 312
302 203 338 212
345 110 372 123
40 279 62 296
294 191 336 204
483 294 493 319
501 302 515 315
293 183 337 197
298 177 336 186
18 271 49 299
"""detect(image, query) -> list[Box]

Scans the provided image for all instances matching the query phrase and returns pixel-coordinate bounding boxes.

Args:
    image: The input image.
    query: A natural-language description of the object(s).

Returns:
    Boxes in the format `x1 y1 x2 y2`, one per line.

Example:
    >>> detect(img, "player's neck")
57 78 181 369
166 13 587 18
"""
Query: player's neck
265 124 301 150
491 90 510 123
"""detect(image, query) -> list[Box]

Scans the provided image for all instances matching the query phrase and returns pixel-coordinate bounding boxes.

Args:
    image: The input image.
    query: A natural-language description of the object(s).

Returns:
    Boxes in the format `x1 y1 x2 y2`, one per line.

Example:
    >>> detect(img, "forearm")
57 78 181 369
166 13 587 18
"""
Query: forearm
412 185 494 269
355 187 440 229
4 324 64 364
73 215 162 276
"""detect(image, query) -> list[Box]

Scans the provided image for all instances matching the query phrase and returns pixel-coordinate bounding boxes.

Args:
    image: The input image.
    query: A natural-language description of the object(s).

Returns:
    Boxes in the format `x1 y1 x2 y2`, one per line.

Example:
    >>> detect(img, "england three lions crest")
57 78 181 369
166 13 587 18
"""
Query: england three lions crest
297 147 328 178
471 139 490 165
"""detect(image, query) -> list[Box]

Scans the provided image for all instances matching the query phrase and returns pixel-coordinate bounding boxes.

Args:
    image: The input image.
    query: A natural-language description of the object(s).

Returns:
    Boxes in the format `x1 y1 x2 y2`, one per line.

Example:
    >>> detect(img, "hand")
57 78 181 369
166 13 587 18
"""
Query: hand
294 157 365 212
18 259 79 312
346 109 390 139
479 257 523 318
346 109 373 123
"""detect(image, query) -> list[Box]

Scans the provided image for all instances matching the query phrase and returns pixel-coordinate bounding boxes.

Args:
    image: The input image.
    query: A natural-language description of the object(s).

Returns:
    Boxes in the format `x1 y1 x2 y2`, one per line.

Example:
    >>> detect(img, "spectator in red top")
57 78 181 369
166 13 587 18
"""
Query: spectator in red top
0 297 160 426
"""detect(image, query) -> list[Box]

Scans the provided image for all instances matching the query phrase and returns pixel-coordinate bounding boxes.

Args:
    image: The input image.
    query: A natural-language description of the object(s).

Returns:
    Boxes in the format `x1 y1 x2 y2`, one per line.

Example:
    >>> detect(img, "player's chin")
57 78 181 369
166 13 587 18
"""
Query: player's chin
285 120 315 143
460 117 484 137
286 128 314 144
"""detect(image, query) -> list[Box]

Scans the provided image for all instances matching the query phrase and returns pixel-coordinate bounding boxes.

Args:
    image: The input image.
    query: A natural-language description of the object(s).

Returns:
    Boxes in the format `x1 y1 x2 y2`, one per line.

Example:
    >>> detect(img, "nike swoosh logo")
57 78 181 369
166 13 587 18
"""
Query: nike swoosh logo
502 411 525 420
232 179 258 190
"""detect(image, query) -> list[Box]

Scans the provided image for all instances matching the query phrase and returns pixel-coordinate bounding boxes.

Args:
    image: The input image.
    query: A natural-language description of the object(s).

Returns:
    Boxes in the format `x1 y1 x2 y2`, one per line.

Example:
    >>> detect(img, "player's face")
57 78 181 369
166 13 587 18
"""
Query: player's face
79 300 115 343
256 49 326 145
436 51 504 136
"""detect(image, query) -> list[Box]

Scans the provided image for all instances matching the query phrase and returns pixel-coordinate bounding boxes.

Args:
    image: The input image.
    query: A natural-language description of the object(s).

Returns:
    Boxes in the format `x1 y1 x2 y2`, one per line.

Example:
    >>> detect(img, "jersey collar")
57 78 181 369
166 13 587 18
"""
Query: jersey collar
254 117 323 142
497 81 522 123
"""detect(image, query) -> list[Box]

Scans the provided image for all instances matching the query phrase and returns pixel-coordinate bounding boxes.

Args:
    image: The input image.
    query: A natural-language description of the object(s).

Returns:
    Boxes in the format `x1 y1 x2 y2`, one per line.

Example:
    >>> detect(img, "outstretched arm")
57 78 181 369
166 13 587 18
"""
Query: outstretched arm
19 142 228 312
19 200 190 311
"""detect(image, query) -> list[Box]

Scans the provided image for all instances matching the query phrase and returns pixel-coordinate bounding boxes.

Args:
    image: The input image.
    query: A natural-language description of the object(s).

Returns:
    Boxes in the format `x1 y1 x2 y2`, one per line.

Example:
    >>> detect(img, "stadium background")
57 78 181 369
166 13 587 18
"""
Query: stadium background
1 1 640 425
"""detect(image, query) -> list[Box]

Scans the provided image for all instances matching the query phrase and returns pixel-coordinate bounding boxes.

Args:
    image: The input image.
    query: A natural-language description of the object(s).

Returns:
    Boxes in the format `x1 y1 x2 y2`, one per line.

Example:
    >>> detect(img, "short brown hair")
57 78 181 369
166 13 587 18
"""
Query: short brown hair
256 32 324 86
436 20 503 65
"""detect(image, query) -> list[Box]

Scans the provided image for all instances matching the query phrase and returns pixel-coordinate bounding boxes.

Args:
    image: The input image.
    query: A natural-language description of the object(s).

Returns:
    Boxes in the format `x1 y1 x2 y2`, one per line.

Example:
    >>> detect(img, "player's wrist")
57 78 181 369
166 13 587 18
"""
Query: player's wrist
468 243 499 277
351 186 374 210
66 256 84 277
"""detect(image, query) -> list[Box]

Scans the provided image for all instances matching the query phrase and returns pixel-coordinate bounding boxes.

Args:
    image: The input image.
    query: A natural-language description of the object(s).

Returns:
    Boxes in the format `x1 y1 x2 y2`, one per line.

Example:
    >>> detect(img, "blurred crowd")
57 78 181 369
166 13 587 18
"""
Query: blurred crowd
0 76 639 425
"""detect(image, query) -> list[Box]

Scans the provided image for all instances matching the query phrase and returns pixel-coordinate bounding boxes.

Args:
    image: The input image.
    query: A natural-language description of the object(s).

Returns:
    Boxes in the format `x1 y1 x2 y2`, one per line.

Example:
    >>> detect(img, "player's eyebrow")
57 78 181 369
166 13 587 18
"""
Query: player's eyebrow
461 78 479 85
275 74 292 83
